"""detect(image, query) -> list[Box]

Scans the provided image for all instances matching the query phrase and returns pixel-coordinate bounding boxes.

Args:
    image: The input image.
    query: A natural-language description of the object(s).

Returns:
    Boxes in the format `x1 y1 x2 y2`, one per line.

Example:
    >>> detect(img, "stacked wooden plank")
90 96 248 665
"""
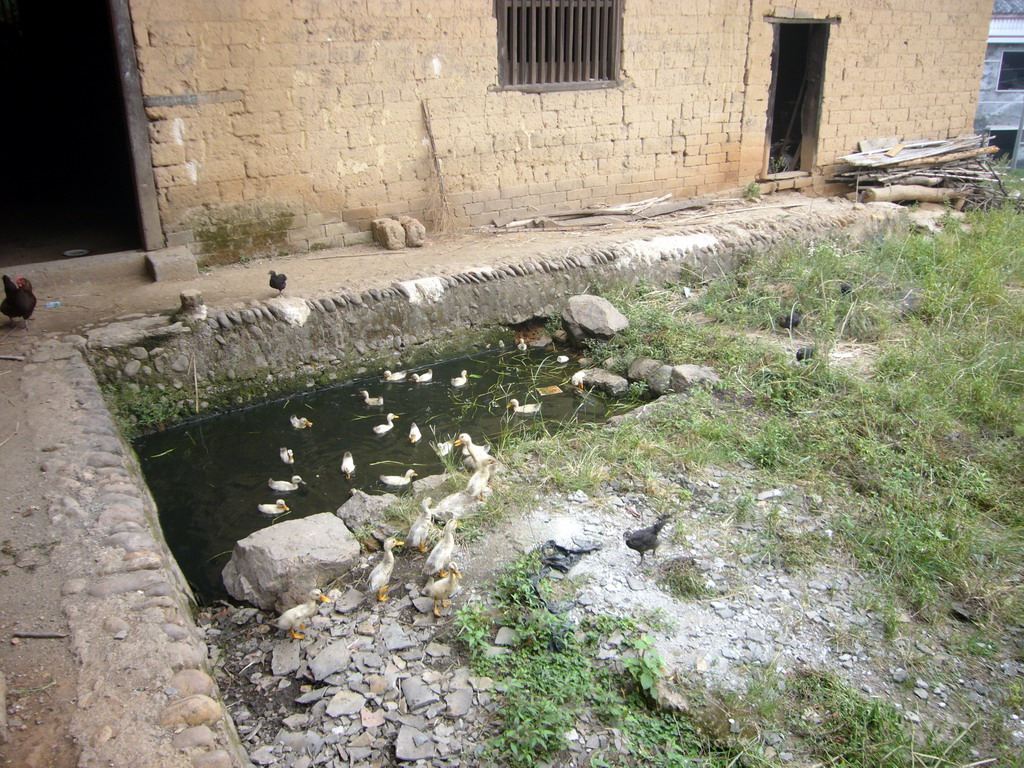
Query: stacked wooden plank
830 135 1018 210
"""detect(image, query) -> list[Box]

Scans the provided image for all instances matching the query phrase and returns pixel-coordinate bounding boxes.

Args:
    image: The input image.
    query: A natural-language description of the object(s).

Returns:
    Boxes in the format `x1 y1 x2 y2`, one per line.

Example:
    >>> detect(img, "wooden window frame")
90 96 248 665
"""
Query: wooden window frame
494 0 623 93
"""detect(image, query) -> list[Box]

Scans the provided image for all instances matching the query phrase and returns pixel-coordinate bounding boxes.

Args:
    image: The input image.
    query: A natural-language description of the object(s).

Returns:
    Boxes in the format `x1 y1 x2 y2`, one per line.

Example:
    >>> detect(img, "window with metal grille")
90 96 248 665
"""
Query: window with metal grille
495 0 623 91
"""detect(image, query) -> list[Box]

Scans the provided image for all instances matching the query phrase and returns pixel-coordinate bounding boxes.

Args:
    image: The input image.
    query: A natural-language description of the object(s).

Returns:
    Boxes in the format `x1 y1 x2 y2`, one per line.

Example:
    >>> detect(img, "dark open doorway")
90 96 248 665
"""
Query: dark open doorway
0 0 142 267
764 20 830 177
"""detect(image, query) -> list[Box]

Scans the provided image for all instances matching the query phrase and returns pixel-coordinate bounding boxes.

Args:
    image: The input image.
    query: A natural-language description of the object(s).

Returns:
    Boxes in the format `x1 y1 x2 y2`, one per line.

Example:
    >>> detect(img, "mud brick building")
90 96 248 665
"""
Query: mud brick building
1 1 992 265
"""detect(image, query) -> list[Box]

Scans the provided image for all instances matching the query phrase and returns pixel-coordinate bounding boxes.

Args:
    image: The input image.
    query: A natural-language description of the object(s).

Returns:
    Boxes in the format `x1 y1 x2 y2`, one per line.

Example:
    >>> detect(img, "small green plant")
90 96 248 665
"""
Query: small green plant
743 181 762 201
658 556 711 600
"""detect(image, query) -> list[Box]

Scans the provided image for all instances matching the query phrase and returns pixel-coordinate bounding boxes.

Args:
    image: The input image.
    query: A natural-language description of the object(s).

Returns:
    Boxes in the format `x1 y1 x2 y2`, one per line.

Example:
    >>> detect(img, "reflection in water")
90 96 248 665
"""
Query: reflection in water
135 348 608 602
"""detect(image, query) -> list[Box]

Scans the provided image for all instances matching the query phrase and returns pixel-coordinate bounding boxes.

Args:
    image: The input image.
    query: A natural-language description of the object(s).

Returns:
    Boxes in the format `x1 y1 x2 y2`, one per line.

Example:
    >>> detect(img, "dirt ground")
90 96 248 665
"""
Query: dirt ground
0 192 846 766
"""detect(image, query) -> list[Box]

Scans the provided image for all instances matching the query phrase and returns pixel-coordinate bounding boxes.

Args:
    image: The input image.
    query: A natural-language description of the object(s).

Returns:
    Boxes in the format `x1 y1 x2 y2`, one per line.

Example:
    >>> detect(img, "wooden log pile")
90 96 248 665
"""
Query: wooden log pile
830 135 1021 211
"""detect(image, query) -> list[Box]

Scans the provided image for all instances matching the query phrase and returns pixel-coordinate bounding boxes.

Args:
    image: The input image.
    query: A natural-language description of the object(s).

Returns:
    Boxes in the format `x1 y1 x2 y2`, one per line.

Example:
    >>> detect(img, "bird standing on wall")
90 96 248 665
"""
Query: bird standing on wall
2 275 37 329
624 514 672 564
269 270 287 295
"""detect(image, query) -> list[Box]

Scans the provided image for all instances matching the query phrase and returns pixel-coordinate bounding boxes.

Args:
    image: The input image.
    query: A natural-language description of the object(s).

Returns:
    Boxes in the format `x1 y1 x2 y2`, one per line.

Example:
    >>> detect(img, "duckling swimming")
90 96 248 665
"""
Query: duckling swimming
383 370 407 382
367 537 404 602
450 370 468 387
409 422 422 444
373 413 399 434
410 369 433 383
507 398 541 415
290 415 314 429
359 390 384 407
258 499 290 515
272 589 330 639
279 447 294 465
408 497 436 552
341 451 355 479
268 475 303 492
380 468 418 486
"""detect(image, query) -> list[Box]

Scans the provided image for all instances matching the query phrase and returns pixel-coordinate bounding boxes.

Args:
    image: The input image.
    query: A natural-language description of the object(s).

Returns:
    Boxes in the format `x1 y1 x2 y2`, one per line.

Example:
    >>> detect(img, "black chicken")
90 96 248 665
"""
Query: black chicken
624 514 671 564
776 308 803 330
269 270 287 295
795 345 815 362
2 275 37 329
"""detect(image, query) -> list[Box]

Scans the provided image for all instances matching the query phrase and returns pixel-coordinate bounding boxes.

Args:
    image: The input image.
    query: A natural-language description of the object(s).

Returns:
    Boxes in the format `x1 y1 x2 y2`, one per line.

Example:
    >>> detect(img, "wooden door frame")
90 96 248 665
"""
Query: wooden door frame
109 0 164 251
761 18 834 179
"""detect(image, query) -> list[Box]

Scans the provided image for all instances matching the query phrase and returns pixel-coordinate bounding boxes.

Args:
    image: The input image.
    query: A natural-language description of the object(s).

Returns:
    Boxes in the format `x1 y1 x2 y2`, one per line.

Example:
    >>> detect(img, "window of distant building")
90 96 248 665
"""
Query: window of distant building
997 51 1024 90
494 0 623 91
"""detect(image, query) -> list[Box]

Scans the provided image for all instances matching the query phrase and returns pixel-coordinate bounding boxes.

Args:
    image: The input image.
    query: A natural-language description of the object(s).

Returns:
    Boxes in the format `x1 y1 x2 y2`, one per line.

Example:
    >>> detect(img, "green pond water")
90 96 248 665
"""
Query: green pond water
134 348 609 602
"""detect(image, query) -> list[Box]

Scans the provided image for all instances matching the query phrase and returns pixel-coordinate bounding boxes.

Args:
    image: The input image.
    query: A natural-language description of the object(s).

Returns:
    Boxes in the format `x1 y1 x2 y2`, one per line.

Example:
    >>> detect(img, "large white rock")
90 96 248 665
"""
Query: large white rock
222 513 360 609
266 297 310 327
562 294 629 345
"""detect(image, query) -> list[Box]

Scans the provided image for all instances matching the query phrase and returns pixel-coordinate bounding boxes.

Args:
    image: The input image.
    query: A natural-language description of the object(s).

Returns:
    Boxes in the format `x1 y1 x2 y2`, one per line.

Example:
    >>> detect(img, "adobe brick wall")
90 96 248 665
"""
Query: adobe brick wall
129 0 989 258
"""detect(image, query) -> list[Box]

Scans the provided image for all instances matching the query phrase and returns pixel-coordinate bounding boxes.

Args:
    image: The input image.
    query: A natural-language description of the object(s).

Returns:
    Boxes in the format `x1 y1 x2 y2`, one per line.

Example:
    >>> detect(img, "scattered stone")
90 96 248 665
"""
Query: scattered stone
669 364 720 390
395 724 436 761
400 215 426 247
494 627 519 646
309 641 351 680
326 689 365 717
191 751 232 768
372 218 406 250
336 491 399 532
562 294 629 345
158 695 222 728
272 641 302 676
446 688 474 717
221 513 360 609
171 725 216 750
401 677 439 711
167 669 215 698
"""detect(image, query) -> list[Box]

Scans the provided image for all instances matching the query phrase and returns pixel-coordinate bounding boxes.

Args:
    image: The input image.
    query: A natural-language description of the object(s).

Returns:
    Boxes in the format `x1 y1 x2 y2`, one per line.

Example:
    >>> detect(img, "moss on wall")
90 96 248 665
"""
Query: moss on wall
189 203 294 266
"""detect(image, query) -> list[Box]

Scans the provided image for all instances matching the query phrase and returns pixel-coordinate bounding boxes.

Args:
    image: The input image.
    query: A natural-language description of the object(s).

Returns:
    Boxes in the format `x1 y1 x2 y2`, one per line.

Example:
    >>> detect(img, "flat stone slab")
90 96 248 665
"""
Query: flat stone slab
309 641 351 680
145 246 199 282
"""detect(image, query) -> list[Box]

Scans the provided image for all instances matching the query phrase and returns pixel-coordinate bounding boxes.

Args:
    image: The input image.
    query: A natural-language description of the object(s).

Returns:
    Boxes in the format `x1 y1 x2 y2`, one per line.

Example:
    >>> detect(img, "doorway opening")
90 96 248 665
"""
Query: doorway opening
0 0 142 268
764 20 830 178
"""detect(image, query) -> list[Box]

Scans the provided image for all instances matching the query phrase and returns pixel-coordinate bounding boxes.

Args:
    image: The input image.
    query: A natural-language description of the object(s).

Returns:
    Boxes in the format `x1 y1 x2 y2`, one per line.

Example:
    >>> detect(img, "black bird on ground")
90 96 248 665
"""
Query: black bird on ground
624 514 672 564
796 346 815 362
269 270 287 295
776 308 803 330
838 281 853 296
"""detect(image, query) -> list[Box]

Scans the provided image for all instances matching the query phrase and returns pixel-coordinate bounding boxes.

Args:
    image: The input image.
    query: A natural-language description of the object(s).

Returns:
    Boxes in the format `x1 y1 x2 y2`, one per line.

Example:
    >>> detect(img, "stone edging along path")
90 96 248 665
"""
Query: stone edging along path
24 200 905 767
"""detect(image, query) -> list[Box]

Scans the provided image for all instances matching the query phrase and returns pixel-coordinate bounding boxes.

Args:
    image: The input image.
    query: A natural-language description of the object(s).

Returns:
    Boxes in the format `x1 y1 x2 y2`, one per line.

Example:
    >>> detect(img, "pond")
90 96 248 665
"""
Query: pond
135 347 610 602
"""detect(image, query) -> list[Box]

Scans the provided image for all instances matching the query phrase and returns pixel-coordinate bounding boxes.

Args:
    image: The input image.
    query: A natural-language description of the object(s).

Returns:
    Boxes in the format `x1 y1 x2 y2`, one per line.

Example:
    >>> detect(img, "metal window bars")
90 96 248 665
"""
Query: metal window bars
496 0 623 88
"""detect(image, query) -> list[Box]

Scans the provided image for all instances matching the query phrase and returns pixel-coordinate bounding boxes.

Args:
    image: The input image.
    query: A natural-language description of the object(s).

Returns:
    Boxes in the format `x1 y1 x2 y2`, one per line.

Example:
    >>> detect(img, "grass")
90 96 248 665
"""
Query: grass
455 553 734 767
501 209 1024 625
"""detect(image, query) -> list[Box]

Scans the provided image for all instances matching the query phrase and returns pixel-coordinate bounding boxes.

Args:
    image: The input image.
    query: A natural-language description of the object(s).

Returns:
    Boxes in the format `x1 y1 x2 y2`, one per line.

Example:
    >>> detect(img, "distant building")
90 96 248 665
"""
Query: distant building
0 1 994 267
976 0 1024 164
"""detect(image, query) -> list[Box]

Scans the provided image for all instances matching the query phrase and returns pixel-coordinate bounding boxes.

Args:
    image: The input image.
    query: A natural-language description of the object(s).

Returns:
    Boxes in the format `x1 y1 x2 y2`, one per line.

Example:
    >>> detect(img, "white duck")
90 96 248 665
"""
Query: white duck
341 451 355 479
466 459 494 501
380 468 418 487
454 433 491 471
279 447 294 465
272 589 330 639
290 415 314 429
407 497 436 552
409 422 422 444
258 499 290 515
426 563 462 617
425 518 460 576
450 370 468 387
373 413 399 434
411 369 433 383
433 439 454 457
507 398 541 415
571 370 587 391
268 475 303 492
359 390 384 407
383 370 407 382
367 537 404 602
